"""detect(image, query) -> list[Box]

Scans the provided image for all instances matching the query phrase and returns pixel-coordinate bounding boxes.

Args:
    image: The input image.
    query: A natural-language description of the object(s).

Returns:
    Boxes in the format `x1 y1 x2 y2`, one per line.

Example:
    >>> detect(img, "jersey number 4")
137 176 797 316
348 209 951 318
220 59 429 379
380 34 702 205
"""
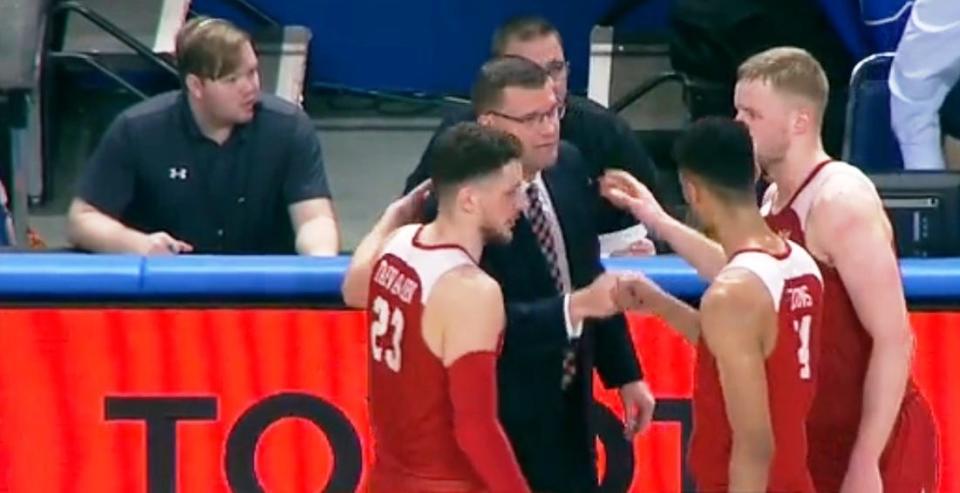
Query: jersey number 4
793 314 812 380
371 296 405 372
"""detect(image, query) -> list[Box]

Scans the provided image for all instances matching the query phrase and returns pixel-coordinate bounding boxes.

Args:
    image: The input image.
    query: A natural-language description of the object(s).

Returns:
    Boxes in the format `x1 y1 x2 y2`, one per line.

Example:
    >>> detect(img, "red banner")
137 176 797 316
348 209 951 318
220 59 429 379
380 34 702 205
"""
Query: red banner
0 309 955 492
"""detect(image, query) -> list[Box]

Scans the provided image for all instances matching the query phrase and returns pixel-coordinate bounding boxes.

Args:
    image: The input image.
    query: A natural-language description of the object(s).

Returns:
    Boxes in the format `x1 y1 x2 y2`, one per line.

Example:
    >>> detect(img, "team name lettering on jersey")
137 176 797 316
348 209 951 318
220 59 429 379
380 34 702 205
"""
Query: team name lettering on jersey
786 285 813 311
372 259 416 304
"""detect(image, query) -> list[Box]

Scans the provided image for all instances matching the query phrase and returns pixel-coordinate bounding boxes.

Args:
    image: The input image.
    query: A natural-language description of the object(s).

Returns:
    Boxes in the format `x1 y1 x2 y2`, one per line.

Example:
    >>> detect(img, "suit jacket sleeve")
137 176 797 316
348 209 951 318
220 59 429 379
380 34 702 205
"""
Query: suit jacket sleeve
593 312 644 388
583 245 642 388
502 296 571 357
479 248 571 357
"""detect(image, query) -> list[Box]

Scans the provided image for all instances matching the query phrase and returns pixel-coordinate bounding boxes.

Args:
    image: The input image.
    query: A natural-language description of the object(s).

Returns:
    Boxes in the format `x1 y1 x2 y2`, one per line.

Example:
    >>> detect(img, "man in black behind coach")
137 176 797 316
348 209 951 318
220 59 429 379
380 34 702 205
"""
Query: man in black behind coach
404 16 659 250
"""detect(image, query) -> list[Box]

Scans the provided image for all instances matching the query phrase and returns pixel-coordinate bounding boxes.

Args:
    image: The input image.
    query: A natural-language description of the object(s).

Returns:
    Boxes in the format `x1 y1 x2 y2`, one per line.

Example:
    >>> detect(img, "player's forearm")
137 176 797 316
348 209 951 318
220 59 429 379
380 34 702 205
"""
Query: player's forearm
295 215 339 256
853 334 912 461
650 214 726 280
67 209 148 254
728 436 773 492
341 206 406 307
650 292 701 343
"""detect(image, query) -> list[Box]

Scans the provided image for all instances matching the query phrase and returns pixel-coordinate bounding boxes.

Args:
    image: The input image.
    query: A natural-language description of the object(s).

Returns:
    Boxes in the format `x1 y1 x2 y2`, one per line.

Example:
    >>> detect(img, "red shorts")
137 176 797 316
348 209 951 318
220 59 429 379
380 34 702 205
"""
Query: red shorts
879 392 939 493
808 392 938 493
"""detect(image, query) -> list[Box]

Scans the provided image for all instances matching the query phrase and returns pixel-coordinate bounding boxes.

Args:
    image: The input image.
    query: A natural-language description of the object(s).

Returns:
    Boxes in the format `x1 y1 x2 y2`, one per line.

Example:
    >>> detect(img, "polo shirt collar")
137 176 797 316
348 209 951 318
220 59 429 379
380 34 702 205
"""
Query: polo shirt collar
177 90 255 144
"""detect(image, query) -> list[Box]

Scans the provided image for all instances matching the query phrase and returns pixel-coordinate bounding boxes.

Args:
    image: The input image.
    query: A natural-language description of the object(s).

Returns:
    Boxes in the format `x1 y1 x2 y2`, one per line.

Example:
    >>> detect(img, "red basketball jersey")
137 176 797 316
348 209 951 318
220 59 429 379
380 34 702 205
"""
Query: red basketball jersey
689 241 824 493
761 160 922 441
366 224 485 492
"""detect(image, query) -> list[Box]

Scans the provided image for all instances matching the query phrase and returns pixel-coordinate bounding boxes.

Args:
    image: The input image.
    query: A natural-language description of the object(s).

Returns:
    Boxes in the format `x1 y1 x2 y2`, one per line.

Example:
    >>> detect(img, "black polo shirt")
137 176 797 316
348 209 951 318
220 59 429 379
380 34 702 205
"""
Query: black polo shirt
403 95 658 234
76 91 331 254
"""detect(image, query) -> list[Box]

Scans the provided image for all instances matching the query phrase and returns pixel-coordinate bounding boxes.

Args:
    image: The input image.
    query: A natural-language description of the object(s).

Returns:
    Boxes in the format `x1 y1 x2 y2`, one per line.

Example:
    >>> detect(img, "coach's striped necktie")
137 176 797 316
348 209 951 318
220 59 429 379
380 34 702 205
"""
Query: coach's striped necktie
525 182 578 390
525 182 564 293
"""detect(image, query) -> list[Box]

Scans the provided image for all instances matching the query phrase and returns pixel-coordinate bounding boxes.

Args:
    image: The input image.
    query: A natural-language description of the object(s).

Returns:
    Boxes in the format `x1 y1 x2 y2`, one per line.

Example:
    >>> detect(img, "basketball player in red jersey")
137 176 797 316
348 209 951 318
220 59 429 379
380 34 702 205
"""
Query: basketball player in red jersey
603 48 939 493
740 48 937 493
341 122 530 493
610 117 824 492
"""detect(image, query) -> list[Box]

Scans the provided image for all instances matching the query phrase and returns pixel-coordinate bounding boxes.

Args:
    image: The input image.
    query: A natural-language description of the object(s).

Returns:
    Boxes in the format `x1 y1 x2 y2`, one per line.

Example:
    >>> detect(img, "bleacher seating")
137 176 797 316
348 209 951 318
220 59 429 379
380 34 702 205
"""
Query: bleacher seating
842 52 905 172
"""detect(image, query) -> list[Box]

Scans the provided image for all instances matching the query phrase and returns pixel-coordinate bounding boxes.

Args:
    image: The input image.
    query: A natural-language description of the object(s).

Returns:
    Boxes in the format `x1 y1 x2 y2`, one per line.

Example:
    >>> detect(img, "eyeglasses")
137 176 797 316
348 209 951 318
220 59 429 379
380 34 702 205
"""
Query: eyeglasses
544 60 570 79
488 103 566 128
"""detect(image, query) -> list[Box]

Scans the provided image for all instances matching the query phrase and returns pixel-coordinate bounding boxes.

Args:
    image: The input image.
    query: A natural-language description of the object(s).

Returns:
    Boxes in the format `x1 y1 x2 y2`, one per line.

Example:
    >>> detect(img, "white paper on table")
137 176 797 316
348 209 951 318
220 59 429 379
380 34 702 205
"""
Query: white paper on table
599 223 649 257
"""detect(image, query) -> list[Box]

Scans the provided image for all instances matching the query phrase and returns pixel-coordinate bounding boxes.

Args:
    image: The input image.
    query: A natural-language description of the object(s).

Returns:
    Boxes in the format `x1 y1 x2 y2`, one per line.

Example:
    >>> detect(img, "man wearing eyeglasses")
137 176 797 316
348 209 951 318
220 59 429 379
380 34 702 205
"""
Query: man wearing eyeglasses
440 55 656 493
404 16 660 255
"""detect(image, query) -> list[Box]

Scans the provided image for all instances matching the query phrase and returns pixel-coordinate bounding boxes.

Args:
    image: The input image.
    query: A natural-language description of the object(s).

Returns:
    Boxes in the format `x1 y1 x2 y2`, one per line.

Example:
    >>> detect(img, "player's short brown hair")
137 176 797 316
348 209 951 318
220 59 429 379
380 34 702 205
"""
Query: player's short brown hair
491 16 561 57
175 16 251 82
429 122 522 200
737 47 829 118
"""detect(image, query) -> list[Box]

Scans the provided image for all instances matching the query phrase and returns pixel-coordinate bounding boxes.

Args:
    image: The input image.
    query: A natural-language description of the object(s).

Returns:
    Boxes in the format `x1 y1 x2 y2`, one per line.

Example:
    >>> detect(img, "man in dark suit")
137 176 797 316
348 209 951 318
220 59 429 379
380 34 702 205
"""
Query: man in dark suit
405 16 658 251
464 56 656 492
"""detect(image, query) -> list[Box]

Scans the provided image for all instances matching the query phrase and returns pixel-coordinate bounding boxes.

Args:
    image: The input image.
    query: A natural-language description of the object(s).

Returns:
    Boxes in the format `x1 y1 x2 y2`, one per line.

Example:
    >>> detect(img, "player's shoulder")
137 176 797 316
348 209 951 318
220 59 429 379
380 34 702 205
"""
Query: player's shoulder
816 161 879 202
812 161 885 225
428 265 505 351
700 270 771 344
786 240 822 273
778 248 822 292
703 268 768 316
432 264 501 303
377 225 417 258
728 245 821 293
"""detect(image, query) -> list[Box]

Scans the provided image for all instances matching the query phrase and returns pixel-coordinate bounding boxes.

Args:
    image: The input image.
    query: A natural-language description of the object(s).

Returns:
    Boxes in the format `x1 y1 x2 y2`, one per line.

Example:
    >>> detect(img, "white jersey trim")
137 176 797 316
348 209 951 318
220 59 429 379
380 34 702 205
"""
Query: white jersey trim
723 241 823 312
379 224 475 304
762 161 877 232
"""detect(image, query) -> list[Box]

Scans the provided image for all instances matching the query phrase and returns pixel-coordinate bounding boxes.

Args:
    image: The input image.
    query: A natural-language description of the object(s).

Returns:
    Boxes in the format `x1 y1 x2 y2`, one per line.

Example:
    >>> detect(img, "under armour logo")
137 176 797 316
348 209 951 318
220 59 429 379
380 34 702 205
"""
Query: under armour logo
169 167 188 180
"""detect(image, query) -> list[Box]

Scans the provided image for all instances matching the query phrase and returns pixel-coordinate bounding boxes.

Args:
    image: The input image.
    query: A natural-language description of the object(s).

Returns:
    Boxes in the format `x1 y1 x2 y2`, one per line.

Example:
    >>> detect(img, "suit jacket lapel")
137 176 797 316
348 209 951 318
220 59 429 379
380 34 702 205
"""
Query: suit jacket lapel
542 165 586 281
509 213 557 293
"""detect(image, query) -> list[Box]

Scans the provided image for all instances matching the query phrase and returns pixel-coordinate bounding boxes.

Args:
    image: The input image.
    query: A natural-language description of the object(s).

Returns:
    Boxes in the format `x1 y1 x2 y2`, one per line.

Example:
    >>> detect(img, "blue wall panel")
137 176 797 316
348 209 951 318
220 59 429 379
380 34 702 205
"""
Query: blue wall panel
191 0 620 95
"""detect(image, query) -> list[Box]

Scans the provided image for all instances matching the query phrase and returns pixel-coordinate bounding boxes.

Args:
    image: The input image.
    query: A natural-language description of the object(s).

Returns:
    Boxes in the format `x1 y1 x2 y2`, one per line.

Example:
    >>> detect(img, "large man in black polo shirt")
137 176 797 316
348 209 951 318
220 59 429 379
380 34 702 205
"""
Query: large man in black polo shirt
68 17 339 255
404 16 659 252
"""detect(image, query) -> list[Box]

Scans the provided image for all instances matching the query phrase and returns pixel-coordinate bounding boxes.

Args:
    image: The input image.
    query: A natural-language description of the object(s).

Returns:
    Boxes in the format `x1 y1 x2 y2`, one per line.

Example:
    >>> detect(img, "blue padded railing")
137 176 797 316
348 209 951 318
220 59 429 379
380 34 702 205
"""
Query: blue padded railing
0 254 957 303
